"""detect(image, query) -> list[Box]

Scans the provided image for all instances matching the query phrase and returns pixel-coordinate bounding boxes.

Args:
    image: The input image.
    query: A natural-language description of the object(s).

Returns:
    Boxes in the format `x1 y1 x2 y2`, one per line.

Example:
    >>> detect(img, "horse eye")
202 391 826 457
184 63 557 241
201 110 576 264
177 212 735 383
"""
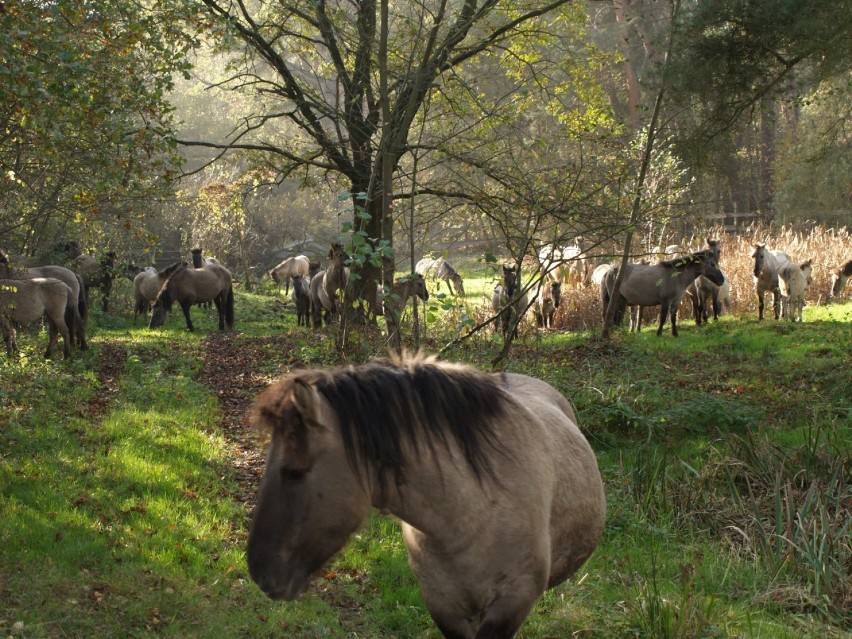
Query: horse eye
281 467 307 482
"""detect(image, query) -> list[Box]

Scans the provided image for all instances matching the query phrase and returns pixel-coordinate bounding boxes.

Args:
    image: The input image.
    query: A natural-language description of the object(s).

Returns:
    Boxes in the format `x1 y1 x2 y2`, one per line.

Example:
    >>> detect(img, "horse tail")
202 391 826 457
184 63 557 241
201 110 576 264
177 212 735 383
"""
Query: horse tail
225 285 235 329
75 274 88 324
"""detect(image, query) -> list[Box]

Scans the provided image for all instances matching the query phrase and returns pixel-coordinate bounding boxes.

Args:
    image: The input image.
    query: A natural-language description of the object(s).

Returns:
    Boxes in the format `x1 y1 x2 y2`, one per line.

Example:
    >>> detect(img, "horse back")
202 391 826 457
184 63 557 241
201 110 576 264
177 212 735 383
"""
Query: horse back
177 264 232 303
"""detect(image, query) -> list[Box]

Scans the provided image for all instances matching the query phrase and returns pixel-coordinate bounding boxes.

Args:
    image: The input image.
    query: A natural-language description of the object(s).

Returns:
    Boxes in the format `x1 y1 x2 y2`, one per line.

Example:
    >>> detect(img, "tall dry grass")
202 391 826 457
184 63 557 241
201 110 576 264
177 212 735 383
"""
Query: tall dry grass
549 224 852 331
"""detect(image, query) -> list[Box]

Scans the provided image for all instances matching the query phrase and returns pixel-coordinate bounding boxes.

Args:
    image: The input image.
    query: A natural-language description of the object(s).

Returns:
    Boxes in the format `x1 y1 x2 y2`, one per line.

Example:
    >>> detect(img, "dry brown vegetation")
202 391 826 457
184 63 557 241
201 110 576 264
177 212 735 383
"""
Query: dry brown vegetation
547 224 852 331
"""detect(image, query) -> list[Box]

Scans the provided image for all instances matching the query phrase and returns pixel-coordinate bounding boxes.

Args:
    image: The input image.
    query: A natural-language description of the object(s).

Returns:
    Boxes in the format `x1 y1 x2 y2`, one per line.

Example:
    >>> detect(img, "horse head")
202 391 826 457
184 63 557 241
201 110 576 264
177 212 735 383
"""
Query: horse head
328 243 350 267
550 281 562 308
247 376 371 601
752 244 766 277
501 265 517 296
801 259 814 285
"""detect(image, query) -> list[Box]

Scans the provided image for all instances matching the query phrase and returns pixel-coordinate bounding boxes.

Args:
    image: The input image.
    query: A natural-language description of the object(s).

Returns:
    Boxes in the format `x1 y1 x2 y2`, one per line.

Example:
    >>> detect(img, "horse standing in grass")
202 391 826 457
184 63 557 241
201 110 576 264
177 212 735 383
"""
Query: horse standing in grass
689 275 731 325
246 354 605 639
752 244 790 320
828 259 852 302
310 243 349 328
778 259 813 322
602 250 724 337
290 275 312 327
415 257 465 296
149 262 234 331
380 274 429 321
131 267 160 321
492 265 529 338
269 255 310 296
534 280 562 329
0 277 72 359
0 249 88 350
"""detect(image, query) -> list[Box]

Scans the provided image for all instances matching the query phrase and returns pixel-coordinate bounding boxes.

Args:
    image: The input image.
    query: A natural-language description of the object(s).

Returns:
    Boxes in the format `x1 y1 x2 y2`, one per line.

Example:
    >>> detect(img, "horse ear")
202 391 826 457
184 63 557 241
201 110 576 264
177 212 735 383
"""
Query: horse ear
292 378 323 426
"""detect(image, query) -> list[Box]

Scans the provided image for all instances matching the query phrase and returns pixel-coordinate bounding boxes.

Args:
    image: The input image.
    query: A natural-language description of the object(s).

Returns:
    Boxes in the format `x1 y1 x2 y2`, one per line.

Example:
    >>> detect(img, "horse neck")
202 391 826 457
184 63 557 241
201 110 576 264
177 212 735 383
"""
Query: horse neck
370 443 496 539
674 258 706 283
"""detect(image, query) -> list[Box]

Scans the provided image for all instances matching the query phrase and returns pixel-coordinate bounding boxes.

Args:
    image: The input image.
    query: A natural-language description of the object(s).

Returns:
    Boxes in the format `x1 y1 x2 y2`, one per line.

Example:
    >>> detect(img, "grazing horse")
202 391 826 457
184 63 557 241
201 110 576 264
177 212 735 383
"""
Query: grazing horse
778 260 813 322
310 243 349 328
380 274 429 322
149 262 234 331
752 244 790 320
828 259 852 302
70 251 118 312
290 275 312 327
246 354 605 639
0 249 88 350
0 277 72 359
534 280 562 329
268 255 310 296
602 250 724 337
132 267 160 321
491 265 529 338
415 257 465 296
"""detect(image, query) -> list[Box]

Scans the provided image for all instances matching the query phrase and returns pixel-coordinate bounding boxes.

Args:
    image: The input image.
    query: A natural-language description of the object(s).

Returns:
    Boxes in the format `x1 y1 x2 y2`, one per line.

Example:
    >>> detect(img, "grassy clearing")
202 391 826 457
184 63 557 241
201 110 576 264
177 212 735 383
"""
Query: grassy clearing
1 232 851 638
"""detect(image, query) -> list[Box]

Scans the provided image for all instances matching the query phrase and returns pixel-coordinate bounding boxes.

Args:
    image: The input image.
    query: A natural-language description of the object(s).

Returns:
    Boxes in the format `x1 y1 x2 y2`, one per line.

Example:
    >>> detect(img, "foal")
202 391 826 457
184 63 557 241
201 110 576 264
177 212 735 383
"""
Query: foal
778 259 813 322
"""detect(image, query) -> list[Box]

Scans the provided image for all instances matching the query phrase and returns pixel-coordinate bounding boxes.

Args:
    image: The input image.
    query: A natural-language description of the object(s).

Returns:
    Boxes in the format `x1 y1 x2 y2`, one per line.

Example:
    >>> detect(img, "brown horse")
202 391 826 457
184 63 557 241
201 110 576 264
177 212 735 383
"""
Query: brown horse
1 277 71 359
309 243 349 328
828 259 852 302
247 354 605 639
379 274 429 321
534 279 562 329
491 265 529 338
149 262 234 331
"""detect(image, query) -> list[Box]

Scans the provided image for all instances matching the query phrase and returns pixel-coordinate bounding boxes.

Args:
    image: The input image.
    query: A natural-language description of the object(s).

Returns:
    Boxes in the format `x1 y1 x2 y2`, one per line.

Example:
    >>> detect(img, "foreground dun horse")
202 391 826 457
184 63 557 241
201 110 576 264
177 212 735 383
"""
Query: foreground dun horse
247 355 605 639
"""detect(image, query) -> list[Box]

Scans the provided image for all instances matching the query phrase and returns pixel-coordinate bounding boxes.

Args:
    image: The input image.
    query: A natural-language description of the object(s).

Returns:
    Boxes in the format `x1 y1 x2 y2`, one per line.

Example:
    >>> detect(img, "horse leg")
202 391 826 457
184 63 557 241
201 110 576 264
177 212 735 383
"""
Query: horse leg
180 300 195 331
213 295 225 330
670 303 679 337
756 288 765 320
1 319 16 357
657 301 670 336
772 288 782 320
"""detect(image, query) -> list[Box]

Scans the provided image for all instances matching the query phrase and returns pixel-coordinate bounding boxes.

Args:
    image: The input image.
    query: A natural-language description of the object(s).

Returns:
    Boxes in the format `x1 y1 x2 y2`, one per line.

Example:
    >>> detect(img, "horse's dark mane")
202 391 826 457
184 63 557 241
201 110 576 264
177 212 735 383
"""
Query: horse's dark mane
299 357 509 492
664 249 713 269
153 261 186 307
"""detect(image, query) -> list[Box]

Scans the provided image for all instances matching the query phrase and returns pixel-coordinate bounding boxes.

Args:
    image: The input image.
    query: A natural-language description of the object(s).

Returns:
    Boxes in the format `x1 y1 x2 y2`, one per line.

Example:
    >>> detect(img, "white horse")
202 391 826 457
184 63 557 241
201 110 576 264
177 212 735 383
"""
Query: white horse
538 238 589 287
752 244 791 320
268 255 310 295
778 259 813 322
133 267 160 321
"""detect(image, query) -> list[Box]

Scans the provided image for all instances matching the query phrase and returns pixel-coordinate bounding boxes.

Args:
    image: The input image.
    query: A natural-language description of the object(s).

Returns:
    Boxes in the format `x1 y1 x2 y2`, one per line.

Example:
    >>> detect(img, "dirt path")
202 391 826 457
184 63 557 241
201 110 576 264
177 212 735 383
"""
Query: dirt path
198 333 298 510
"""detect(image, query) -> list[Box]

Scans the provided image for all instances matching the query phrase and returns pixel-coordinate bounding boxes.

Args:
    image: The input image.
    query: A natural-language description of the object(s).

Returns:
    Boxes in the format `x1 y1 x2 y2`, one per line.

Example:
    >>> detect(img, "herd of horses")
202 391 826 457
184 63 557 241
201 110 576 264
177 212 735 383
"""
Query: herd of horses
1 237 850 359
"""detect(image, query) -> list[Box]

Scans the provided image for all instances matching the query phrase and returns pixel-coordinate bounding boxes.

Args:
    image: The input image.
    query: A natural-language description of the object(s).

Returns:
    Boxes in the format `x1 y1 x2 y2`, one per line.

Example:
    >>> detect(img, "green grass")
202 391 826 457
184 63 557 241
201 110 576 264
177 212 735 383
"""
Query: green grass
1 283 850 638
